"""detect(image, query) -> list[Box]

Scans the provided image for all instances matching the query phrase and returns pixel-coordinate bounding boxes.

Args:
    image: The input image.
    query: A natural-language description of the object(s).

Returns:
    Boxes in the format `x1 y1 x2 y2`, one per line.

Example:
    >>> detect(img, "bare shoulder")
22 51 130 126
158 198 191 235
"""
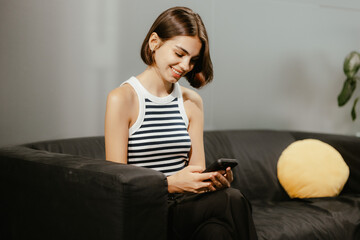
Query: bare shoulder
181 86 203 109
107 83 137 108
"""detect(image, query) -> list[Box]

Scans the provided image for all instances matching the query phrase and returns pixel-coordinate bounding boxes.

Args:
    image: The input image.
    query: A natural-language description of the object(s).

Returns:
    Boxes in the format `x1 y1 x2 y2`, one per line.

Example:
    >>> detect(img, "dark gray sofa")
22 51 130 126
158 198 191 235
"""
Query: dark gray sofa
1 130 360 239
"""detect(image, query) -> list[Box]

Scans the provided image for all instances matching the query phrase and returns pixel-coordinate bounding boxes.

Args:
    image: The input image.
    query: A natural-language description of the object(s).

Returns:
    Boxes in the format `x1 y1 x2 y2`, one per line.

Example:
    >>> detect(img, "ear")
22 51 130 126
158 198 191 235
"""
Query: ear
149 32 161 52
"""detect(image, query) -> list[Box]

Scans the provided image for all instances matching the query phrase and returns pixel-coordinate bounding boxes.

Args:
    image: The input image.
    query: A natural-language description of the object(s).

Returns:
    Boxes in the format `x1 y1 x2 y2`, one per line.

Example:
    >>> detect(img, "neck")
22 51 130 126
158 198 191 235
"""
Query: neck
136 67 174 97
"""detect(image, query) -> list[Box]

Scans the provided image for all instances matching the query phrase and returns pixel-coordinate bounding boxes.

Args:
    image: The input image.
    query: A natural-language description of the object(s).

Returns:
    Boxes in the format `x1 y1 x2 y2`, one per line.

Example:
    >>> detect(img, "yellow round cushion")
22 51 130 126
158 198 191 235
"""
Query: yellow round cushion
277 139 349 198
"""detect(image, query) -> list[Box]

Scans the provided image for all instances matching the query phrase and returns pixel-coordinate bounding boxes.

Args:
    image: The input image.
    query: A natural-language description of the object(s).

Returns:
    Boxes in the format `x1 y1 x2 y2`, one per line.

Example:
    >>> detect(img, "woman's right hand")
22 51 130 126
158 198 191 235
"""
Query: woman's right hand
167 165 217 194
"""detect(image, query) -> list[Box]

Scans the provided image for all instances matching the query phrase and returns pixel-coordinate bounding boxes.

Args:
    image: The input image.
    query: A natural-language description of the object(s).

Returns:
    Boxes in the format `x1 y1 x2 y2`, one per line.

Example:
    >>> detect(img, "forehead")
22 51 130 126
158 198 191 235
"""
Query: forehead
164 36 202 56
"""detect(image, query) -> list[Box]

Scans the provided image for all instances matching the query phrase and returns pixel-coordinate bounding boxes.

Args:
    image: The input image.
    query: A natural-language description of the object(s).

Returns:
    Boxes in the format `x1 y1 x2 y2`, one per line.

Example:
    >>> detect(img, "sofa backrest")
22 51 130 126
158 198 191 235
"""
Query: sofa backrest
22 130 360 201
23 131 302 202
204 130 360 201
204 130 295 202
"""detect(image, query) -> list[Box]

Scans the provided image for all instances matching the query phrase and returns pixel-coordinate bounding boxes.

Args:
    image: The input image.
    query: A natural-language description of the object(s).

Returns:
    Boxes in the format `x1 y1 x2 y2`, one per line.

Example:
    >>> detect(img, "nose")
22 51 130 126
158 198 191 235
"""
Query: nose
179 57 193 72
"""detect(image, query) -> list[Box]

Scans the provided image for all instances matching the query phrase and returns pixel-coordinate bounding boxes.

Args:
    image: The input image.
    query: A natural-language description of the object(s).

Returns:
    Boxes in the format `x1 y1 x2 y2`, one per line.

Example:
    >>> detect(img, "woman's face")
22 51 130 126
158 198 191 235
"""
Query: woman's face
152 35 202 83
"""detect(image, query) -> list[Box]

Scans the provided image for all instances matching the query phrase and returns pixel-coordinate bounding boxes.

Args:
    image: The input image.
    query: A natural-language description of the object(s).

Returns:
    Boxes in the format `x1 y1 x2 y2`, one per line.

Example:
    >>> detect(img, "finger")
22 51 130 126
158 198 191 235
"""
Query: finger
199 188 211 194
208 183 217 192
214 172 230 188
198 182 215 193
200 184 216 193
210 174 223 189
225 167 234 183
197 172 214 181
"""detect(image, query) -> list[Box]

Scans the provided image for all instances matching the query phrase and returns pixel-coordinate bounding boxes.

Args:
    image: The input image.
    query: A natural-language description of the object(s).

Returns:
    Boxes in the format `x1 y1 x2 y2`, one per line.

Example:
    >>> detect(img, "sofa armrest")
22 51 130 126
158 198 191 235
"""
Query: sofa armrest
0 146 168 240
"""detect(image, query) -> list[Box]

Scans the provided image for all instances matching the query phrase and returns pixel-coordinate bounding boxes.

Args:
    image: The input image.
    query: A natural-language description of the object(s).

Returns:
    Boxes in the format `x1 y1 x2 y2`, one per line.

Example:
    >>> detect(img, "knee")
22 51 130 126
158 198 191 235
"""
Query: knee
223 187 245 201
223 188 252 211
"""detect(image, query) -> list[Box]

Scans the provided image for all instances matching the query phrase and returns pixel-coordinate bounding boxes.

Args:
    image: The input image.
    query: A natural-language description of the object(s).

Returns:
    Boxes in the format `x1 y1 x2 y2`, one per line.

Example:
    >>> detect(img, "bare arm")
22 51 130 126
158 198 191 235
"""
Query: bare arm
105 85 138 164
184 88 206 168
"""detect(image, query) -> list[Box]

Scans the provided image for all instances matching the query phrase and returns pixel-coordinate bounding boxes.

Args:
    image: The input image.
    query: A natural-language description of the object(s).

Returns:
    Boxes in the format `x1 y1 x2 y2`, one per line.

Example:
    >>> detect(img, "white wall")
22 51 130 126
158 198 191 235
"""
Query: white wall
210 0 360 134
0 0 120 146
1 0 360 146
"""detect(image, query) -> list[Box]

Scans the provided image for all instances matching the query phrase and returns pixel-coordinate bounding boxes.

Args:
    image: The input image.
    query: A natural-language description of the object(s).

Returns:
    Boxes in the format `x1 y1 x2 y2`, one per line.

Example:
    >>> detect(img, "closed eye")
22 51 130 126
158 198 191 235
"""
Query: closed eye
175 52 183 57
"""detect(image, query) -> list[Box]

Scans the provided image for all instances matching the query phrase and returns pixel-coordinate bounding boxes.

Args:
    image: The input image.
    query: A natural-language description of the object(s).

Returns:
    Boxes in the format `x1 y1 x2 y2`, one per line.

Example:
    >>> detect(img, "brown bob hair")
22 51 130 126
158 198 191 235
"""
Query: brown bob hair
141 6 213 88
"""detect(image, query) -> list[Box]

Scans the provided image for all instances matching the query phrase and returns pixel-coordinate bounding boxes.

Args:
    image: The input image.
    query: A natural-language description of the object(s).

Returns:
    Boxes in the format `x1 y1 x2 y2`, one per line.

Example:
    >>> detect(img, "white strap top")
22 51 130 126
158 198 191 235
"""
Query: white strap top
121 76 191 176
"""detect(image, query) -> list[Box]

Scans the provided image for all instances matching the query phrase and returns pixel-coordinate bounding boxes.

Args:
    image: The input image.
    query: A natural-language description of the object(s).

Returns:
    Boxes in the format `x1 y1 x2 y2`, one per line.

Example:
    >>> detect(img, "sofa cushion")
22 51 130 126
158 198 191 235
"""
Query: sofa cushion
277 139 349 198
252 194 360 240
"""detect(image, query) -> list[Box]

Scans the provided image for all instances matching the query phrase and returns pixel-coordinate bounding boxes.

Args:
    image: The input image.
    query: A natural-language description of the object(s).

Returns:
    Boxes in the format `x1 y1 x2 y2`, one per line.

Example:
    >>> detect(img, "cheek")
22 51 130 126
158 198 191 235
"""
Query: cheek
156 51 175 66
167 55 179 64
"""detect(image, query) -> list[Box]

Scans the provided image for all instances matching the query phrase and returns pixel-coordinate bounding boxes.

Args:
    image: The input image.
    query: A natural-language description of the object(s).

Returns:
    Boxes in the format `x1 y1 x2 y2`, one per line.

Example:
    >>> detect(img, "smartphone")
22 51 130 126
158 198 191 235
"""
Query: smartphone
203 158 238 173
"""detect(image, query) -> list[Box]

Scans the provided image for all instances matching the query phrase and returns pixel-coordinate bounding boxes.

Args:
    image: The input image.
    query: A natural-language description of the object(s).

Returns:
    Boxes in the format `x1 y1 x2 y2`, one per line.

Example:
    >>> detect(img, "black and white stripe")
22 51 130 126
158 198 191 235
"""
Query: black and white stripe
128 98 191 176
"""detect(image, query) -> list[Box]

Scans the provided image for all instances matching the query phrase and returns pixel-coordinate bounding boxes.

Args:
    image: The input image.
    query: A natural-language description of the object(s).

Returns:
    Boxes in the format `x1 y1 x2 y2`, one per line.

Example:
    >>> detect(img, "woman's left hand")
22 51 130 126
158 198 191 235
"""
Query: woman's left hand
208 167 233 191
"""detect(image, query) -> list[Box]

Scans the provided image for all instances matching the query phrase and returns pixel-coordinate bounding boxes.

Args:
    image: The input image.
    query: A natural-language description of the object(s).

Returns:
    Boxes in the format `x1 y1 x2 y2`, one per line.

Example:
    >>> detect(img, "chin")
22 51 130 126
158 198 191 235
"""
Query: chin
166 74 180 83
171 77 181 83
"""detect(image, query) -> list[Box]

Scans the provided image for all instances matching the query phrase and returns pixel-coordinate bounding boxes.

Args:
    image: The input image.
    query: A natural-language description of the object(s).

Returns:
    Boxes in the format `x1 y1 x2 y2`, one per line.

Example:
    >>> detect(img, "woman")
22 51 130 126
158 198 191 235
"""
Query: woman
105 6 257 240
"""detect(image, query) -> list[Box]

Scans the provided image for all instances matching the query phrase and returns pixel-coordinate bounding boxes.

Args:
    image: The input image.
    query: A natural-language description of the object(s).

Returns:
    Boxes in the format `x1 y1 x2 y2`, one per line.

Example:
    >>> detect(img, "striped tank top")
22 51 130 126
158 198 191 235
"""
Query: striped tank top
122 76 191 176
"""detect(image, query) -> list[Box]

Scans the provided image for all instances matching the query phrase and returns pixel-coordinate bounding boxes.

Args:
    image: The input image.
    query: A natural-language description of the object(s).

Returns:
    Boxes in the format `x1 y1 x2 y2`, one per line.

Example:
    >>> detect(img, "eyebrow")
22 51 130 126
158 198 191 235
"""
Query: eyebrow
175 45 199 58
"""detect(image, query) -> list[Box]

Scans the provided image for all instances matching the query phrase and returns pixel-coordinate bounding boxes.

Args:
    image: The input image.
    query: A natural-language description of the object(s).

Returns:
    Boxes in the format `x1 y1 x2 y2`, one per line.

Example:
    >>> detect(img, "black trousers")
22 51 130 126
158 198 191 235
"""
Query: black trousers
167 188 258 240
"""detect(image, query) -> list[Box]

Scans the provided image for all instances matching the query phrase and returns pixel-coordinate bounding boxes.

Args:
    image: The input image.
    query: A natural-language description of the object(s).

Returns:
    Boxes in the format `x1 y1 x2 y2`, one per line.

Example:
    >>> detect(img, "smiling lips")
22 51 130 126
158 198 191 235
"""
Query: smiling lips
171 67 183 79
